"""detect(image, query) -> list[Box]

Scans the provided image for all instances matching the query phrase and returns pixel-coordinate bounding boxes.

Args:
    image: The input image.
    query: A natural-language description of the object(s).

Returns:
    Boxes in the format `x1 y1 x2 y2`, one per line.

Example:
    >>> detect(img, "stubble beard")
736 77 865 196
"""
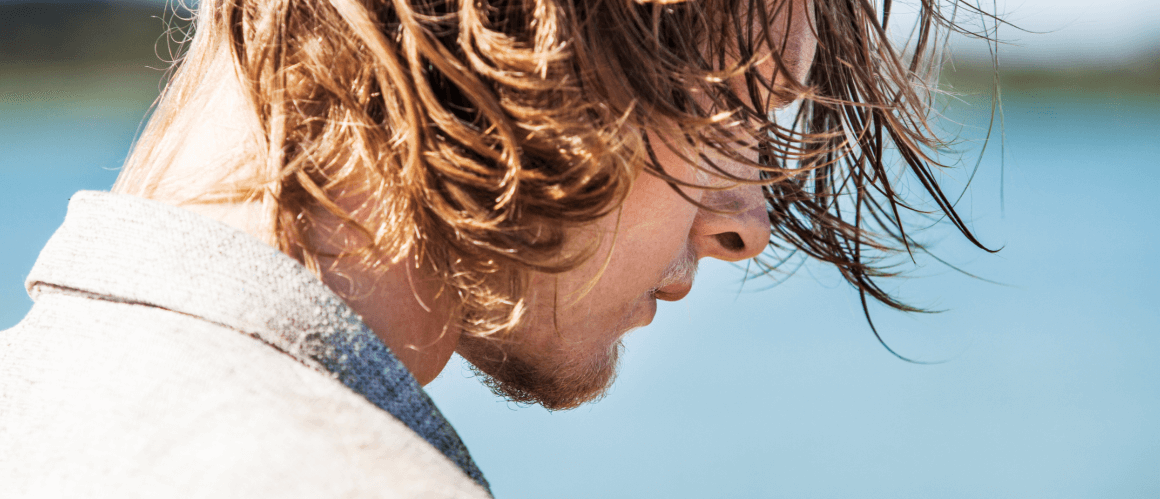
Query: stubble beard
456 255 693 411
458 334 624 411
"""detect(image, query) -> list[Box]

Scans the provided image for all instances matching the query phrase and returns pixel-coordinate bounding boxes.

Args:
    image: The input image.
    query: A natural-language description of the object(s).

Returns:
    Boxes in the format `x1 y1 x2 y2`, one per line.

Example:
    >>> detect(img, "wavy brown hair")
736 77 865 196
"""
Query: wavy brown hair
116 0 997 342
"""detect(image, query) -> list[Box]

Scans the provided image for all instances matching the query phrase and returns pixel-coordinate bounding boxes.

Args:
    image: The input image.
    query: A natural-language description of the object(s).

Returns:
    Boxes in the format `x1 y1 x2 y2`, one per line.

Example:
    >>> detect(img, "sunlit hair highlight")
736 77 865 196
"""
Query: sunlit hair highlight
116 0 997 342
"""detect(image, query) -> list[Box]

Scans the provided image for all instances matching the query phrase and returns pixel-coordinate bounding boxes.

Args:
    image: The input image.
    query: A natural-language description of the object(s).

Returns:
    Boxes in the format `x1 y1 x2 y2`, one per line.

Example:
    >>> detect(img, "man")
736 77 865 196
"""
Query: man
1 0 991 496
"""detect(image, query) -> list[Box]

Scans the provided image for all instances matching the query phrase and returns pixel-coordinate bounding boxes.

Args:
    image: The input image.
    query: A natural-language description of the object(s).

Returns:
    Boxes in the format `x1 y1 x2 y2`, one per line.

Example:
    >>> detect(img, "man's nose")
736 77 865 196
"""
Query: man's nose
690 185 771 262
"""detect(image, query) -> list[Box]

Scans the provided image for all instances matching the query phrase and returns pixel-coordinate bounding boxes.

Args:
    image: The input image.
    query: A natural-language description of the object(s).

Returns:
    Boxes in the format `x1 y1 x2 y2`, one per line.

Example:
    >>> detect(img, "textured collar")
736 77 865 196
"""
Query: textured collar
26 191 489 492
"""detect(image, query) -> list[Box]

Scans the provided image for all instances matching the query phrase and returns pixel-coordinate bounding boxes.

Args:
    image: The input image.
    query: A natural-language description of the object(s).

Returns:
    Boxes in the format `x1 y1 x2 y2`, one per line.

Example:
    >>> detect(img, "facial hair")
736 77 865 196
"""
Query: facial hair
460 333 624 411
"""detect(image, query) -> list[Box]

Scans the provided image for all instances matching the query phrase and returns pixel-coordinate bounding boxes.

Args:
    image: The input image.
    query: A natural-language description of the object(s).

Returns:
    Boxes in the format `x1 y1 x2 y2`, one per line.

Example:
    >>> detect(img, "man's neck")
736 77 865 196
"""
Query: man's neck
125 47 461 385
307 211 462 384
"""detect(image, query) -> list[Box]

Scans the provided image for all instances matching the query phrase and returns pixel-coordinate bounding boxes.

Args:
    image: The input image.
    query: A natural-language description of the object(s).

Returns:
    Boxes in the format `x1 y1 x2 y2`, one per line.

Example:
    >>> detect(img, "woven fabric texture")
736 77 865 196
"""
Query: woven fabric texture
0 191 491 498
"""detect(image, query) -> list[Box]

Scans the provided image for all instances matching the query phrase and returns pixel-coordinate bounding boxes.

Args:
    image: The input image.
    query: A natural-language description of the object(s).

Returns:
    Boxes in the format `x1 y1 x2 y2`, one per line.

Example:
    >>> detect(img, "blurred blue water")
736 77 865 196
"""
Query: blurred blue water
2 87 1157 497
0 92 145 326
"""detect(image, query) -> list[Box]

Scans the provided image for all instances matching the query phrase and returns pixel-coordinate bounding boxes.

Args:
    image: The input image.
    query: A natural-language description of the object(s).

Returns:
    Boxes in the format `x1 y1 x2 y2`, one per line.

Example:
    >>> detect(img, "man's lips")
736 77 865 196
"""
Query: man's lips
651 249 697 302
653 281 693 301
638 270 692 329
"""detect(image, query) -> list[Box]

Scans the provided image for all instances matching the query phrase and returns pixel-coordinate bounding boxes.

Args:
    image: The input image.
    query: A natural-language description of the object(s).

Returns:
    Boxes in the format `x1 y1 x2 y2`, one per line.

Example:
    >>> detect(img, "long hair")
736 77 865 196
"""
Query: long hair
116 0 997 340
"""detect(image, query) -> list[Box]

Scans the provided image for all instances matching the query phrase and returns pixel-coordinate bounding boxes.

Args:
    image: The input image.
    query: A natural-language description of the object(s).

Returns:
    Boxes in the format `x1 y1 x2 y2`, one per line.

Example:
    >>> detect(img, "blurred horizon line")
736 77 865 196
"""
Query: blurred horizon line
1 0 1156 93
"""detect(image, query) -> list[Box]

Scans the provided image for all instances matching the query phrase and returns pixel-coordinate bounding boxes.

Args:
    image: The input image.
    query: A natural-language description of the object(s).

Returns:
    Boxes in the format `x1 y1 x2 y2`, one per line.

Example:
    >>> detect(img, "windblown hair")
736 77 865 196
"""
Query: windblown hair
116 0 995 340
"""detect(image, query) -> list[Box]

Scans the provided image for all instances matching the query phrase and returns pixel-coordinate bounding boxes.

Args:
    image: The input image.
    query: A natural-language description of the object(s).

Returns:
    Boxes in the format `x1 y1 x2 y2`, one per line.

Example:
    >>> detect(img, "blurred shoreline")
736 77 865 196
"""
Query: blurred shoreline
942 53 1160 95
3 2 1158 99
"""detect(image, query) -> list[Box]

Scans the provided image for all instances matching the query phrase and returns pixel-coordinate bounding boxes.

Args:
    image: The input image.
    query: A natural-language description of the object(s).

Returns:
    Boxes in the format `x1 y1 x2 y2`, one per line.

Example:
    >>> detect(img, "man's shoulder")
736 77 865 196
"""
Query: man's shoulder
0 292 490 498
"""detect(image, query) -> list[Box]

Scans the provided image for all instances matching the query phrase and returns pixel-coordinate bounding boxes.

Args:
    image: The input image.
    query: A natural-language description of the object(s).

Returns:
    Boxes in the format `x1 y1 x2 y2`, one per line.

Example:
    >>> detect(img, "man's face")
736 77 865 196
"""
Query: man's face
457 0 817 410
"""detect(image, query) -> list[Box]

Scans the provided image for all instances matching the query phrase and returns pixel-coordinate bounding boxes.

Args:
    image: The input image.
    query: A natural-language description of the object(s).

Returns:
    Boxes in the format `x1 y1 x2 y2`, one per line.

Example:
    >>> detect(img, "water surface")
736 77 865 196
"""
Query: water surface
2 70 1157 498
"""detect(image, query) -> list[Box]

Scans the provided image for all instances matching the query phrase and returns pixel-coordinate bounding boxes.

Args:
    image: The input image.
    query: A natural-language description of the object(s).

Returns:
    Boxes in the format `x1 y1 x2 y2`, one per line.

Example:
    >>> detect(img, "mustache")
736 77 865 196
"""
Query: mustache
652 246 697 292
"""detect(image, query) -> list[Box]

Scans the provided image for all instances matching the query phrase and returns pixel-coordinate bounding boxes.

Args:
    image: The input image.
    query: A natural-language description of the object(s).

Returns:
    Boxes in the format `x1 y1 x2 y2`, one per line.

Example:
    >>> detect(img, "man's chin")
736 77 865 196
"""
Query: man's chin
457 337 622 411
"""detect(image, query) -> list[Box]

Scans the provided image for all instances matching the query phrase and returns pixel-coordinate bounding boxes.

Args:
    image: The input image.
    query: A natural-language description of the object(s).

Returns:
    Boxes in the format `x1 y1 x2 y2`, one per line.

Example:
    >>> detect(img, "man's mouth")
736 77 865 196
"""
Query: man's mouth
653 281 693 301
650 251 697 302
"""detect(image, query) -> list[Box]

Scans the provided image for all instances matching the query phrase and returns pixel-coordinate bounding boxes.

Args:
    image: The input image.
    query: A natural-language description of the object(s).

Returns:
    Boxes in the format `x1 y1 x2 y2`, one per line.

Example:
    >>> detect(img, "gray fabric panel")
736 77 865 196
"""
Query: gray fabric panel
1 292 490 498
4 191 491 495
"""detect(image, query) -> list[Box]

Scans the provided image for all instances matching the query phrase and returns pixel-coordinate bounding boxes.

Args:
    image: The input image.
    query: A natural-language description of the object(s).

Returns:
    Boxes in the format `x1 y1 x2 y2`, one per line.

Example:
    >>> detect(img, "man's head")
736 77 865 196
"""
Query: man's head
116 0 986 409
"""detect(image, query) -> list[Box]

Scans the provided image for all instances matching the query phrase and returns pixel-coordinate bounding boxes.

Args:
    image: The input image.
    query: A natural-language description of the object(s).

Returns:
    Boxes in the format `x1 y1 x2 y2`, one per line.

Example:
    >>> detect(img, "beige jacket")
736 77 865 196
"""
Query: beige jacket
0 192 491 498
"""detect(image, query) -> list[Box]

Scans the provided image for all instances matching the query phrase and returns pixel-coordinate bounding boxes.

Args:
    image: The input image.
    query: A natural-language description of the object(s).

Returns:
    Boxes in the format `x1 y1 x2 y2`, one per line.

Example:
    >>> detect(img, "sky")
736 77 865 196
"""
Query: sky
943 0 1160 64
